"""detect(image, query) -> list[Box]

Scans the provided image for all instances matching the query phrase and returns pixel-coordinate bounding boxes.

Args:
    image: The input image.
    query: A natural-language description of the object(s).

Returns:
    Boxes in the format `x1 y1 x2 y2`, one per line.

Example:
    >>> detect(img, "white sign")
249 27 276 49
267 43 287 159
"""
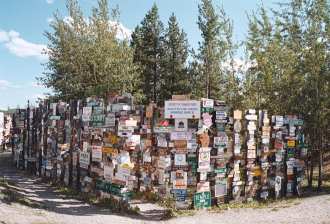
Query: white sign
82 107 92 122
79 151 90 169
91 145 102 162
198 147 211 172
105 113 116 127
126 135 140 147
197 181 210 192
175 119 188 132
104 165 114 181
117 125 134 137
165 100 200 119
172 170 187 189
202 98 214 108
170 132 191 140
174 154 187 166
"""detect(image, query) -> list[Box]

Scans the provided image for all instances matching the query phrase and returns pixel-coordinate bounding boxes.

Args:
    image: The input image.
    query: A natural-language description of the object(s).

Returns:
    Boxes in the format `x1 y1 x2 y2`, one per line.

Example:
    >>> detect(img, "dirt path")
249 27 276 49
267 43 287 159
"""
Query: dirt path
0 151 330 224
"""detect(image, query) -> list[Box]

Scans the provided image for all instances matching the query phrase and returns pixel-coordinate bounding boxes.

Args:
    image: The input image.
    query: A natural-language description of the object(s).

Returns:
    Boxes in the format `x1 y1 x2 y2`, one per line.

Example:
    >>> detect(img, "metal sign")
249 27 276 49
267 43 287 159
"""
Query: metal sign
165 100 201 119
194 191 211 209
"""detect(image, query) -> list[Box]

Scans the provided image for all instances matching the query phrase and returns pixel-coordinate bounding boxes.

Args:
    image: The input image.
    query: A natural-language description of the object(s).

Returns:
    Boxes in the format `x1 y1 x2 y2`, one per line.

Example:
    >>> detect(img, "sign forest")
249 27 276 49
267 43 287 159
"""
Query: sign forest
10 94 307 209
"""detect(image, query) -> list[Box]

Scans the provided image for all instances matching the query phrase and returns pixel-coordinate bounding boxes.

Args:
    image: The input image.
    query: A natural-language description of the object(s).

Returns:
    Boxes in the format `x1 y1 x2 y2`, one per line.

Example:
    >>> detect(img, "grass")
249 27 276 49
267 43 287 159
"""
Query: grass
211 197 301 213
0 176 45 209
55 186 140 215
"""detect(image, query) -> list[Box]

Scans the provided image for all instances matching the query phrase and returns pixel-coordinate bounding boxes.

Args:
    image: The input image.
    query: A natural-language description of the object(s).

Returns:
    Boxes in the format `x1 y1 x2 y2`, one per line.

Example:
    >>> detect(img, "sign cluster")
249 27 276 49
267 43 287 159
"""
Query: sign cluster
10 94 308 209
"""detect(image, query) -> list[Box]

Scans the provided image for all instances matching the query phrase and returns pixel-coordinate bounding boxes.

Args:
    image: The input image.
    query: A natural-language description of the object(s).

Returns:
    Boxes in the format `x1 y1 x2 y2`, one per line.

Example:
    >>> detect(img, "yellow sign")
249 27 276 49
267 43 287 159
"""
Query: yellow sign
102 147 118 155
287 140 295 147
104 132 118 145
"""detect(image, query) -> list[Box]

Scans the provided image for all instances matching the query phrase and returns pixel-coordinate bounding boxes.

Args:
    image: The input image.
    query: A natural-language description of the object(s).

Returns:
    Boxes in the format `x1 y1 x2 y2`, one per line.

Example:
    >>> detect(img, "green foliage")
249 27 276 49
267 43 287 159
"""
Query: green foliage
160 13 190 102
39 0 140 101
244 0 330 150
193 0 238 104
131 4 164 104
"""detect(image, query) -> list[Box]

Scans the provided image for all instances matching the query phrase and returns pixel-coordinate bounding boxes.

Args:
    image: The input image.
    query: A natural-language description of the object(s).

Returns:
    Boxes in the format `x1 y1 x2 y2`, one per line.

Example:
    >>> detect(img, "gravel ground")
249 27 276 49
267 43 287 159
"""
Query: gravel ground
1 151 330 224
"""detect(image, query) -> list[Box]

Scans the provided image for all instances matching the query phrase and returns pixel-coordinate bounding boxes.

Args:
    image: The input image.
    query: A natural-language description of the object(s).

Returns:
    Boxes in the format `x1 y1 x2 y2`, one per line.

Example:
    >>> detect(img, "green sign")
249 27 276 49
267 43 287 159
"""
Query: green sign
215 167 227 174
90 114 105 127
201 107 214 113
49 115 61 120
194 191 211 209
95 180 131 199
187 156 198 174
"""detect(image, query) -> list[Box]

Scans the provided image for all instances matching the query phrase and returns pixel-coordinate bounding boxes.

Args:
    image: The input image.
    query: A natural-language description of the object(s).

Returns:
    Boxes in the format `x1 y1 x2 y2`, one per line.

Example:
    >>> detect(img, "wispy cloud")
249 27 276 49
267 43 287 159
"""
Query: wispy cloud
223 58 257 73
62 16 132 40
0 80 21 90
0 29 47 60
46 0 55 4
47 17 54 24
109 21 132 40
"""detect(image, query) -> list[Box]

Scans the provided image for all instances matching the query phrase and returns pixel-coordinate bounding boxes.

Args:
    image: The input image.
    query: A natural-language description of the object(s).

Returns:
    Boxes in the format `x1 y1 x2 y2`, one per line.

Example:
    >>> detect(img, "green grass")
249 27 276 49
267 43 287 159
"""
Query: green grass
55 186 139 215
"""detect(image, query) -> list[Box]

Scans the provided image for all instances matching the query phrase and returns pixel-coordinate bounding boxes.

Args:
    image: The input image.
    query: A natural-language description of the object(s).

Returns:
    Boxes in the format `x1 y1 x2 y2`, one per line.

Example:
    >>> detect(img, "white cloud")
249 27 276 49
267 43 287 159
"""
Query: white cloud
109 21 132 40
0 80 11 90
0 80 21 90
0 29 47 60
0 30 9 42
32 94 46 100
223 58 257 73
47 17 54 24
46 0 54 4
63 16 131 40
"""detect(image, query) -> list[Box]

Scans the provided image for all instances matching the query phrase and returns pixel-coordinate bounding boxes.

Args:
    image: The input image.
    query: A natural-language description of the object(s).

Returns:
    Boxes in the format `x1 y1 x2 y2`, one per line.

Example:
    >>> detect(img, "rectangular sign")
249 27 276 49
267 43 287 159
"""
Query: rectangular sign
165 100 200 119
194 191 211 209
79 151 90 169
91 145 102 162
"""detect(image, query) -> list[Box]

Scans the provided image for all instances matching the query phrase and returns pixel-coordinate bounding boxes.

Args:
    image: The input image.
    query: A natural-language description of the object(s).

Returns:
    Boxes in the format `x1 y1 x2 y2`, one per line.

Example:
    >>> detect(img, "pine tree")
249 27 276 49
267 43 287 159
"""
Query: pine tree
196 0 234 100
131 4 164 104
161 13 190 101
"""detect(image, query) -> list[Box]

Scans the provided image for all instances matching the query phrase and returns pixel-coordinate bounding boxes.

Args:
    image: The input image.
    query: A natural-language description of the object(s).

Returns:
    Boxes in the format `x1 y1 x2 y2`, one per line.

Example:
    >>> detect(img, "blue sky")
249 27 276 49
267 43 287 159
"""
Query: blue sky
0 0 283 110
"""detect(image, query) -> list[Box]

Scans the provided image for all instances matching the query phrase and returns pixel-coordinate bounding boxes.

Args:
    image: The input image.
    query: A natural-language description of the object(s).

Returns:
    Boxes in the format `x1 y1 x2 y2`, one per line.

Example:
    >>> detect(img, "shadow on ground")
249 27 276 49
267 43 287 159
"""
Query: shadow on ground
0 152 167 221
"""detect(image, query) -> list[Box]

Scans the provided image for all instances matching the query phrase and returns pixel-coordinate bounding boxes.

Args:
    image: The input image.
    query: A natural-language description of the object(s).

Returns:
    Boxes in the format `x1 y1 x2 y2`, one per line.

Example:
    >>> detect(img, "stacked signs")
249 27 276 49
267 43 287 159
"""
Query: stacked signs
194 98 212 209
284 116 304 197
165 97 200 209
232 110 243 200
259 110 271 200
10 96 308 208
245 109 259 200
140 102 154 192
272 115 285 198
213 101 231 204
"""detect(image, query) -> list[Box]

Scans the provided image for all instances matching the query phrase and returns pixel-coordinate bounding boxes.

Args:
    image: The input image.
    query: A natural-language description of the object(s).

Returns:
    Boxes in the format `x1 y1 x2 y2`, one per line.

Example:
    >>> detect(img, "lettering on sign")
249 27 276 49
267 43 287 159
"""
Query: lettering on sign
194 191 211 209
165 100 201 119
79 151 90 169
91 145 102 162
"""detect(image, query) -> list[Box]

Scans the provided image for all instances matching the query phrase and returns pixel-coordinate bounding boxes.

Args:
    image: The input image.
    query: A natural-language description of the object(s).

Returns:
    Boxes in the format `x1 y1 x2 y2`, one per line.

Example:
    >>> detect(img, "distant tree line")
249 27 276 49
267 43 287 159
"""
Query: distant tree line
40 0 330 188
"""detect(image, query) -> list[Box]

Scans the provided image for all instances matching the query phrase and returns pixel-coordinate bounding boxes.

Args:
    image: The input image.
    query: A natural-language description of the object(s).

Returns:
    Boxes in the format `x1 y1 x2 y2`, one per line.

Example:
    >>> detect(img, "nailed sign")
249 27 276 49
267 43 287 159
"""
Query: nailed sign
79 151 90 169
165 100 200 119
194 191 211 209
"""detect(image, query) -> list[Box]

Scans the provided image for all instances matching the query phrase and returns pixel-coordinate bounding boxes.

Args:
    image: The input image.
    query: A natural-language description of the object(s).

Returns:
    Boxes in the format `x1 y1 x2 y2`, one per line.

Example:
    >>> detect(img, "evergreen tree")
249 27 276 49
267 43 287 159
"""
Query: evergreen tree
131 4 164 104
161 13 190 101
196 0 233 100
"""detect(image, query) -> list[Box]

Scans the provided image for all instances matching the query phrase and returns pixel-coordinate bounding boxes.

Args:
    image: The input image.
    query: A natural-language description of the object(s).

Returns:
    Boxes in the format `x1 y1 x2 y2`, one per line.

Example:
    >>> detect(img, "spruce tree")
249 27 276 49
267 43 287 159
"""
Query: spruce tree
131 4 164 104
196 0 234 100
161 13 190 101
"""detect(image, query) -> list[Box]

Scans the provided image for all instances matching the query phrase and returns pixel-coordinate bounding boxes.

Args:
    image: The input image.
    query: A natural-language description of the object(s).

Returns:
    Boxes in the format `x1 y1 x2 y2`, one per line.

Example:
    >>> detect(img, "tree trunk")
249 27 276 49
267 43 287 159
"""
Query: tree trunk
317 149 323 191
308 151 313 189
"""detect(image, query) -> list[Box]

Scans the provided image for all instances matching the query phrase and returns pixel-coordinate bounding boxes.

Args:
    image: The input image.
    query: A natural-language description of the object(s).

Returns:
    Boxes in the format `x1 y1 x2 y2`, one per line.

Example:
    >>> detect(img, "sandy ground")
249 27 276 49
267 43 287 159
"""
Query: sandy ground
1 151 330 224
